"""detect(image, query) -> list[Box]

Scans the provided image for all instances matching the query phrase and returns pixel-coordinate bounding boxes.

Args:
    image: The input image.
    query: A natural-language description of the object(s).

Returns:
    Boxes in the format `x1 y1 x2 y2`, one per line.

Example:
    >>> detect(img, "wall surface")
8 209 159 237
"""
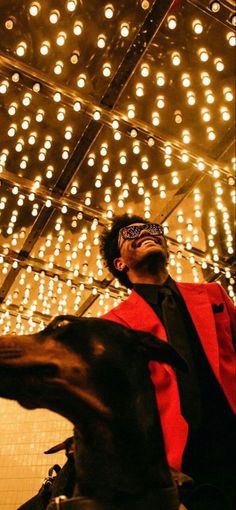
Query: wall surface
0 399 72 509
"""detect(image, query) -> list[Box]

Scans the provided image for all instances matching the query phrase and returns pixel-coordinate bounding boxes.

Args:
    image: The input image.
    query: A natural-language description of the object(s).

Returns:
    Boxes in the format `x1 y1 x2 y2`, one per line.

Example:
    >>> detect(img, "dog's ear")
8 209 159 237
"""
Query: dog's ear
135 331 187 372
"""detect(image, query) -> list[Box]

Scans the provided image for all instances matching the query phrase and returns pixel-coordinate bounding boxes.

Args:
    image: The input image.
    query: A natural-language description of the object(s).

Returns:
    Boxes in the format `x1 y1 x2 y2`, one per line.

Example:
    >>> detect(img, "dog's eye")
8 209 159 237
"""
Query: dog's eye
54 319 70 329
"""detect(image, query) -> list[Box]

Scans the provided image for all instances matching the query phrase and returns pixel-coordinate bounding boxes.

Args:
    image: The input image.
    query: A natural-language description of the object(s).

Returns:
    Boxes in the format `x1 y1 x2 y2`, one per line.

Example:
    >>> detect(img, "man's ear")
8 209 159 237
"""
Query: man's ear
113 257 128 272
135 331 187 372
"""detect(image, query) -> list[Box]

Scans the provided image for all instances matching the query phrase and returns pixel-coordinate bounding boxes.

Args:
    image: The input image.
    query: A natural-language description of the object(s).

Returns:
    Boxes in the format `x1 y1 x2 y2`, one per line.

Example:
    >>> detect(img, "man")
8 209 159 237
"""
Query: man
100 214 236 509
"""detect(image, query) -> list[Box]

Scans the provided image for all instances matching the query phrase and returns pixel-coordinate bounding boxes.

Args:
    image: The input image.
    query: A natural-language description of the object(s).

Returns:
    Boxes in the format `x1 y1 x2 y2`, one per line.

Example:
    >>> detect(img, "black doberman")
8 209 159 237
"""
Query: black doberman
0 316 186 510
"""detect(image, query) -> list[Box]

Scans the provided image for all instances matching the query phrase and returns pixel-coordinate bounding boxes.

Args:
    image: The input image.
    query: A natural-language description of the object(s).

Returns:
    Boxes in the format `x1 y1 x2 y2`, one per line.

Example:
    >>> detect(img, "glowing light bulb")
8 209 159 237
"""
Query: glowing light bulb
156 72 165 86
136 83 144 96
71 182 78 195
156 95 165 108
214 58 224 71
29 2 40 16
62 147 70 159
167 15 177 29
67 0 77 11
65 126 73 140
8 124 17 137
53 92 61 102
73 101 81 111
171 172 179 185
227 31 236 46
77 74 86 88
131 171 138 184
40 41 50 55
49 10 60 23
172 52 181 66
152 111 160 126
210 1 220 12
97 34 106 48
198 48 209 61
182 130 191 144
44 136 52 149
160 185 166 199
187 91 196 105
152 175 159 189
0 80 9 94
192 19 203 34
223 87 233 101
12 73 20 83
174 110 182 123
28 132 37 145
16 42 27 57
197 159 206 172
115 174 122 187
201 72 211 86
141 63 149 77
54 61 63 74
205 89 214 103
103 63 111 77
138 182 144 195
56 32 66 46
181 151 189 163
15 138 24 152
57 107 66 121
88 154 95 166
220 107 230 121
5 18 14 29
8 102 17 116
141 157 149 170
120 23 129 37
127 104 135 119
93 110 101 120
133 141 140 154
182 73 191 87
119 151 127 165
207 127 216 140
73 21 83 35
104 4 114 18
201 108 211 122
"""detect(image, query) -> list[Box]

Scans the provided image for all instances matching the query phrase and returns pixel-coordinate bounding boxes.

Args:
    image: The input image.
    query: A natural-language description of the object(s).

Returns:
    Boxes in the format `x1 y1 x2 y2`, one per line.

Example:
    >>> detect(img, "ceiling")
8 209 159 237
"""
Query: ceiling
0 0 235 334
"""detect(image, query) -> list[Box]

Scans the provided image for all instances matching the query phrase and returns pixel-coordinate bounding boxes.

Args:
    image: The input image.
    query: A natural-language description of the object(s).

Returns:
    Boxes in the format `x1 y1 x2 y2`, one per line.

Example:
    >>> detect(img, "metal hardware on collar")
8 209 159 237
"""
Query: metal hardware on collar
53 495 68 509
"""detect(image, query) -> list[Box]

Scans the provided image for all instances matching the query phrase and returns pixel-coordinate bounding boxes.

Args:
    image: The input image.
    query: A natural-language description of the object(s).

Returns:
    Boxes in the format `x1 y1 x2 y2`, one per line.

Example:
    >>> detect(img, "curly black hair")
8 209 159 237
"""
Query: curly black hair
100 214 149 289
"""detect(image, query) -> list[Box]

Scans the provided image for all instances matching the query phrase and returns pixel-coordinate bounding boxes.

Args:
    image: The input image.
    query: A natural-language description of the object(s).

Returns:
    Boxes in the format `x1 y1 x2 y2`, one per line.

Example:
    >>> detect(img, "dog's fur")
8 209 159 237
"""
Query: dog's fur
0 316 185 509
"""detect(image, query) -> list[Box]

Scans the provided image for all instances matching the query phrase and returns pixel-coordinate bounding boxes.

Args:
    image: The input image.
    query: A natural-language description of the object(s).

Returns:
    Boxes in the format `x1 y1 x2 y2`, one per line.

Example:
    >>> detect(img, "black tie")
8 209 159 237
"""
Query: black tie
159 287 202 429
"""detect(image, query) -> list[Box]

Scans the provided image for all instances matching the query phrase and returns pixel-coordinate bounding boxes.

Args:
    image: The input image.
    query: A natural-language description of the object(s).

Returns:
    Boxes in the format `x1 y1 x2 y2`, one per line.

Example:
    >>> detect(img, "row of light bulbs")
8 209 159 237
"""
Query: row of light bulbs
24 1 236 30
1 70 234 178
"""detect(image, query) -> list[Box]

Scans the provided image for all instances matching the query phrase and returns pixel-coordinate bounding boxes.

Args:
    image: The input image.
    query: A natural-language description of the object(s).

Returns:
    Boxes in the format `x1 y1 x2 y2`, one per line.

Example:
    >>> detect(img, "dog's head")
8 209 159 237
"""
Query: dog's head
0 316 186 422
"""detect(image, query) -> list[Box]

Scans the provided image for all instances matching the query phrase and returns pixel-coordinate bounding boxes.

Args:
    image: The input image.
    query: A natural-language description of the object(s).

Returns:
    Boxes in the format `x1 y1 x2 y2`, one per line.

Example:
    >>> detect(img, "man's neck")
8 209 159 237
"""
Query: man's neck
129 268 169 286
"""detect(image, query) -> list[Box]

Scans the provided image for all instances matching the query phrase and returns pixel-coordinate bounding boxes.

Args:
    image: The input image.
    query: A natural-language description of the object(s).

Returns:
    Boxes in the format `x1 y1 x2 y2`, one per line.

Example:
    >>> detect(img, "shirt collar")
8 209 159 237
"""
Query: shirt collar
133 276 179 305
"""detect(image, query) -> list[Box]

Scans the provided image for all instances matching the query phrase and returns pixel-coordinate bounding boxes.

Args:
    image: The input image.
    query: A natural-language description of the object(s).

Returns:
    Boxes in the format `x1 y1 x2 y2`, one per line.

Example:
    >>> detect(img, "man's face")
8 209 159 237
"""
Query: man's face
114 222 169 273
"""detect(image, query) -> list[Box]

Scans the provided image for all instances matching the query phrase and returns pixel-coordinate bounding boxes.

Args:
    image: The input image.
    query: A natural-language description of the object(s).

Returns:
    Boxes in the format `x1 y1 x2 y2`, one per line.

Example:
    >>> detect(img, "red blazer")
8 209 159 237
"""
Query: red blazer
103 282 236 470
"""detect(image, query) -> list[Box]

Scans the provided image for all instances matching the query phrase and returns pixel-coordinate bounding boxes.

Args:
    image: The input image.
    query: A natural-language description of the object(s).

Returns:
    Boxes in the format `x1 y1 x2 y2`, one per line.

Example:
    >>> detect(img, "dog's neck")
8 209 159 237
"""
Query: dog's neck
70 366 174 505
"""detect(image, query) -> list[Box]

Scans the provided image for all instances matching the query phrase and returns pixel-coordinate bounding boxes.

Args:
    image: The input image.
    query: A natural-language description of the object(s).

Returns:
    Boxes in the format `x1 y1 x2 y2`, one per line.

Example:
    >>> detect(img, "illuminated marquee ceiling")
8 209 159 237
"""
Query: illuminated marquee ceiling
0 0 235 334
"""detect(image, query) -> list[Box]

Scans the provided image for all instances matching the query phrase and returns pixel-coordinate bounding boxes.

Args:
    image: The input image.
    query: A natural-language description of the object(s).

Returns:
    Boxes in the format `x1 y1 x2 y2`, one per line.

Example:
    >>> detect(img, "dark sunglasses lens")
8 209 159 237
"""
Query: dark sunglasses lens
125 226 142 238
148 224 163 235
123 223 163 239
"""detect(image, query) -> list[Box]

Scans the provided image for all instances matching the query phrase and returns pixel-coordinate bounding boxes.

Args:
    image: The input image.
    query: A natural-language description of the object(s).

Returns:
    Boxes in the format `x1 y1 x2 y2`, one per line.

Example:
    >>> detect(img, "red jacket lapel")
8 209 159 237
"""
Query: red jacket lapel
176 282 220 380
112 291 173 373
116 290 167 340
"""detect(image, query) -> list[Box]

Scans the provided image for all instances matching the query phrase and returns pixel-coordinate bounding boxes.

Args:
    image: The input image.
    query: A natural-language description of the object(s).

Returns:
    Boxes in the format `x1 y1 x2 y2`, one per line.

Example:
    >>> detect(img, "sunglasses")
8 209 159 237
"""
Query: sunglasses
118 223 164 247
